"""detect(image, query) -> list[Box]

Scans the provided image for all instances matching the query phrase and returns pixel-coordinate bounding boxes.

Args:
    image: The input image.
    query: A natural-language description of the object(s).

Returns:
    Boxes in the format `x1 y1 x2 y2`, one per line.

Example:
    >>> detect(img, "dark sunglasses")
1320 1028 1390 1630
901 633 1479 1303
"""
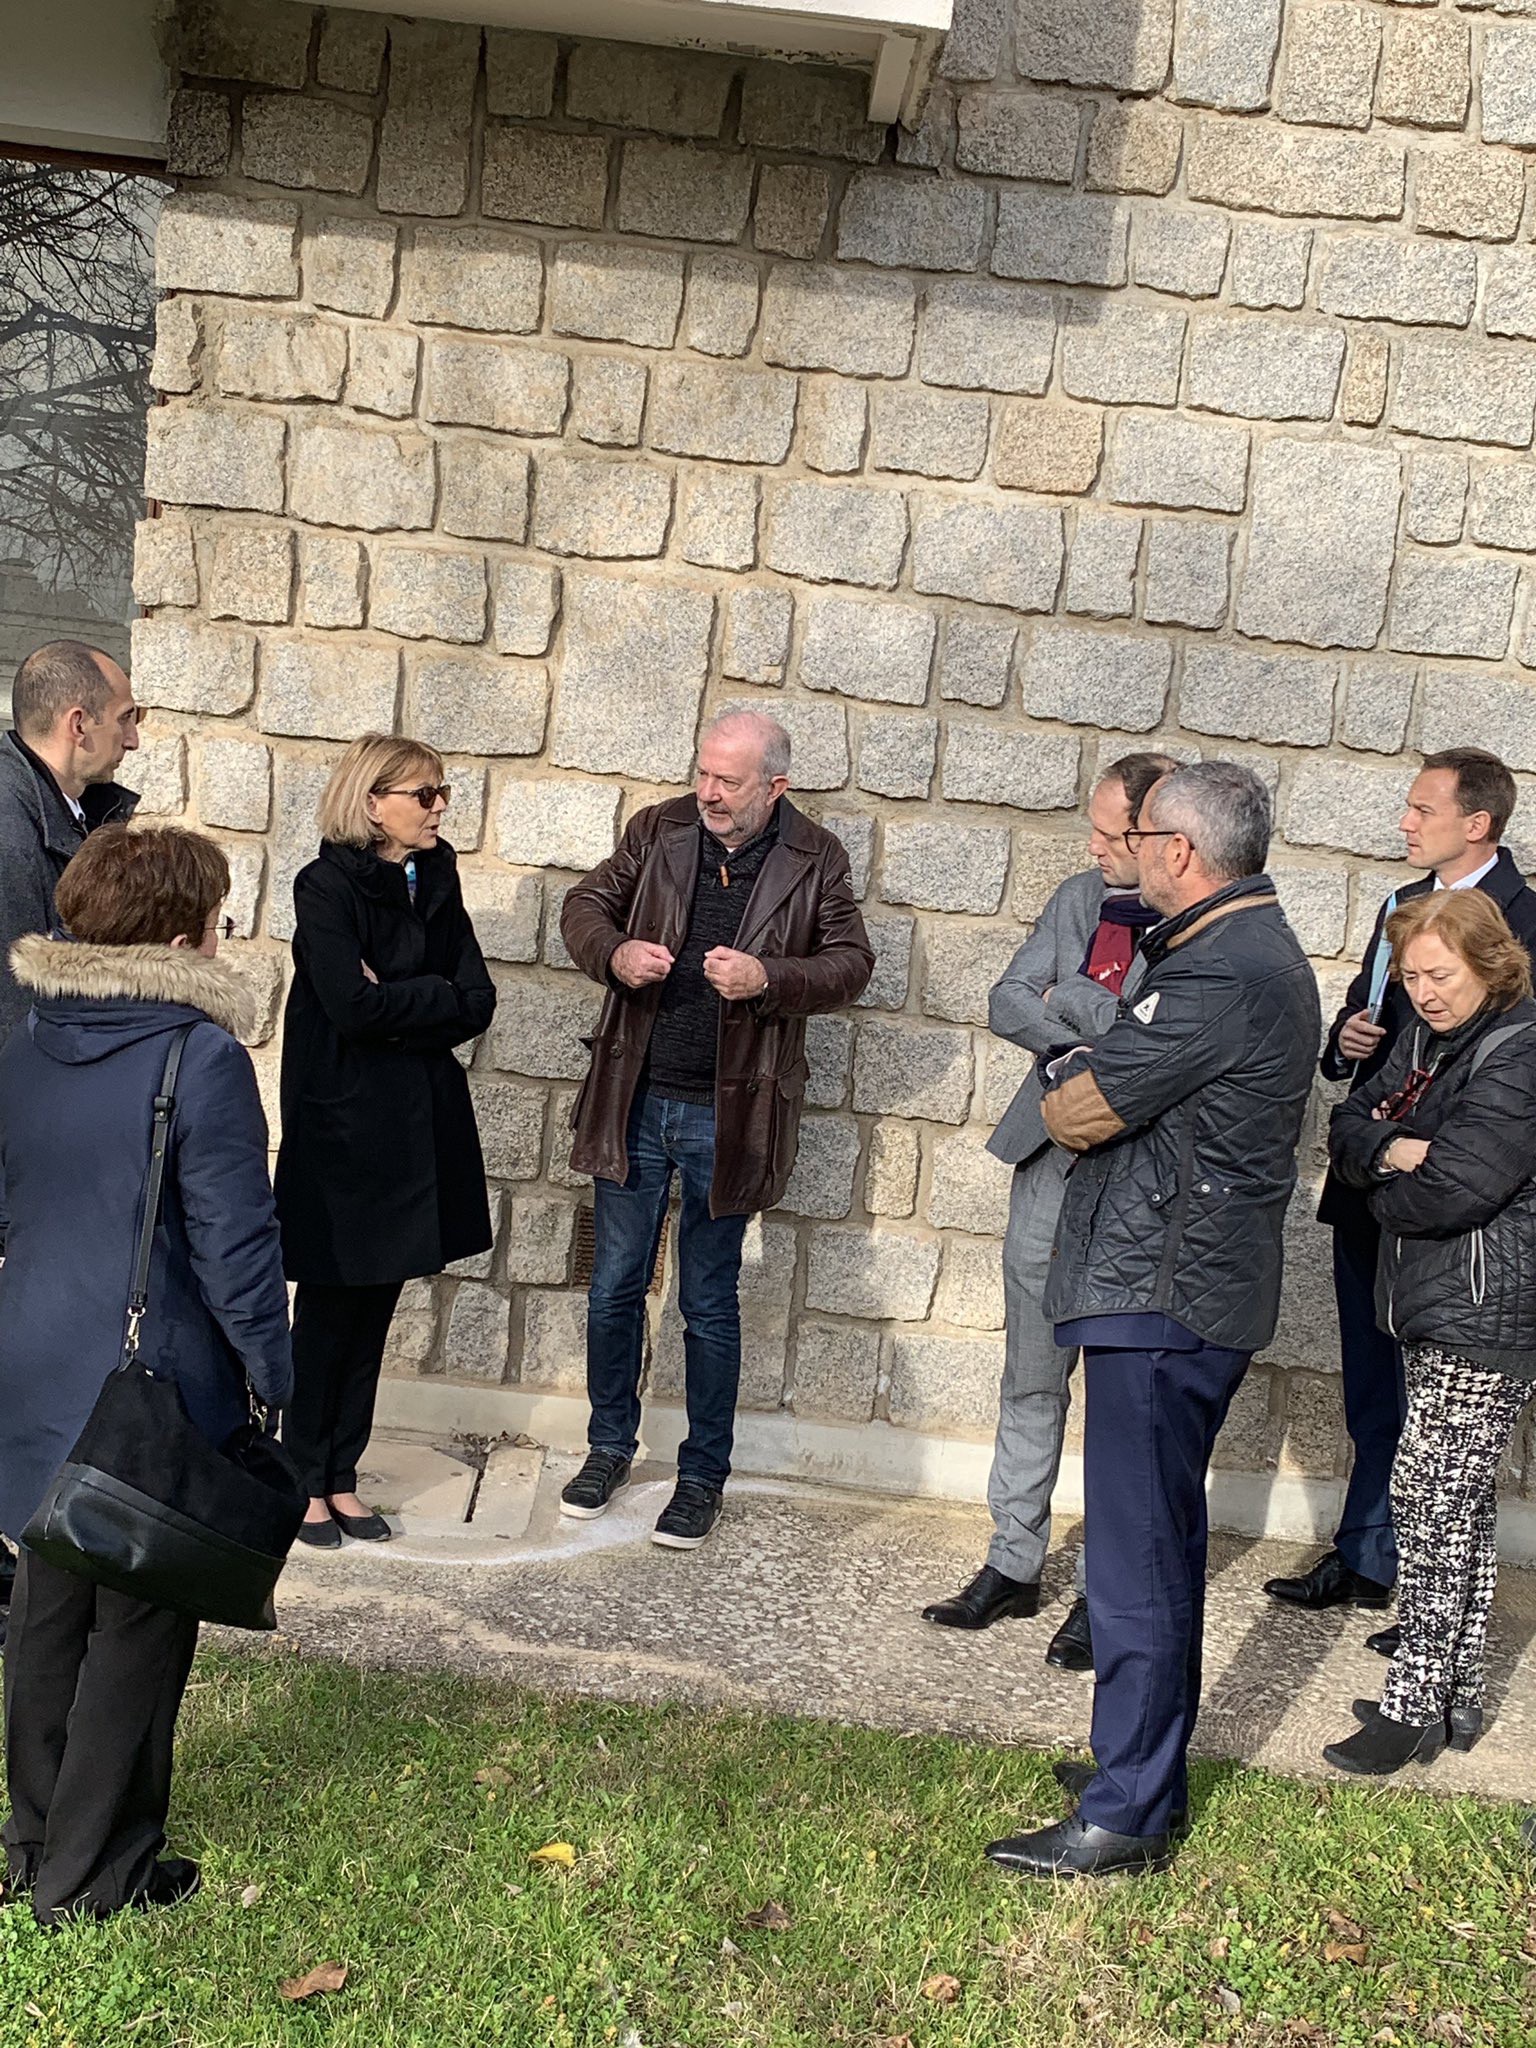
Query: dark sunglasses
374 783 452 811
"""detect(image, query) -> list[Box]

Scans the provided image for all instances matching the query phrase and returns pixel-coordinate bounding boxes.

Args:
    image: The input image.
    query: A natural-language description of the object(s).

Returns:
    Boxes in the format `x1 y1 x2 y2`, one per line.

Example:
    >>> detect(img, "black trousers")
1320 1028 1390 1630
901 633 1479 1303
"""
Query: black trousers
3 1550 198 1922
284 1280 403 1497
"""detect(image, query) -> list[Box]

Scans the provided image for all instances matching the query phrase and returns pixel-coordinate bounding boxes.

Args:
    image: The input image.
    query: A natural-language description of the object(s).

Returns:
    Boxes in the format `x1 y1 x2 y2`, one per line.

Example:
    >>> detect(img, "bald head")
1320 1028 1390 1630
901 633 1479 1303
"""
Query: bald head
696 710 792 847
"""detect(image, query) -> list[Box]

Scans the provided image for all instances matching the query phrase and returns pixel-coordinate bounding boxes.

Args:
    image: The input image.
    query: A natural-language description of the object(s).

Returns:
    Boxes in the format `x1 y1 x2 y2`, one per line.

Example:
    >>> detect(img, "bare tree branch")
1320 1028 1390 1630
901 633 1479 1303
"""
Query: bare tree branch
0 160 166 605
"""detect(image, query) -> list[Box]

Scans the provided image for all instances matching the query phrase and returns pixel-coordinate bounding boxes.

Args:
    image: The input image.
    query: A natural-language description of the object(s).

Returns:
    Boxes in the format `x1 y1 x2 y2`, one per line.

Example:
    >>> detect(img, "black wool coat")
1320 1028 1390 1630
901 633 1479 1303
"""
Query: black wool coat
1330 996 1536 1377
275 839 496 1288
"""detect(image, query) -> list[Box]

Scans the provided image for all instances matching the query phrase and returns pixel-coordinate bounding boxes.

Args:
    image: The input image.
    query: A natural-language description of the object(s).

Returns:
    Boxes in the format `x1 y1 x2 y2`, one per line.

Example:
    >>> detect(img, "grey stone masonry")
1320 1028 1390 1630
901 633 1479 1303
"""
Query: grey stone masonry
143 2 1536 1519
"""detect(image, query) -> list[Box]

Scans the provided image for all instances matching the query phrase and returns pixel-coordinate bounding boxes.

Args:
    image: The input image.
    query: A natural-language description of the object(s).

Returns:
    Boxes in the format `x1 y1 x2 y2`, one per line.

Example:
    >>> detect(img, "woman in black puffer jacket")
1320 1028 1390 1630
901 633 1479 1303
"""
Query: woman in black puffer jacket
1325 887 1536 1776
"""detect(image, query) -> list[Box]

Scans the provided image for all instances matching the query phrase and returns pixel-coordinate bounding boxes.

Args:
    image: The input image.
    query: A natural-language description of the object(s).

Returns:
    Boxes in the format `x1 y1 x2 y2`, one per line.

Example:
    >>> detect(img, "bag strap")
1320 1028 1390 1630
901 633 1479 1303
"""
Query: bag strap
123 1025 195 1366
1469 1019 1535 1078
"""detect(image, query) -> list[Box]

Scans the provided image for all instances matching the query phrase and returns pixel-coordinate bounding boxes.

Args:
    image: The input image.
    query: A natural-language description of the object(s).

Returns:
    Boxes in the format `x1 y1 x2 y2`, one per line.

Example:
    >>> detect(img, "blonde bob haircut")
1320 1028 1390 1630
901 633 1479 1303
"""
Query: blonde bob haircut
317 733 446 849
1387 887 1534 1012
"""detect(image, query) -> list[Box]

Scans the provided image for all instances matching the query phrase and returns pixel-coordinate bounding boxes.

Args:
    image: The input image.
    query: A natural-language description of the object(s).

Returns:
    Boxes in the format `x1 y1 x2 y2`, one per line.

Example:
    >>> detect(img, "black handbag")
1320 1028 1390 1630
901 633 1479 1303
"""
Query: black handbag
21 1027 306 1630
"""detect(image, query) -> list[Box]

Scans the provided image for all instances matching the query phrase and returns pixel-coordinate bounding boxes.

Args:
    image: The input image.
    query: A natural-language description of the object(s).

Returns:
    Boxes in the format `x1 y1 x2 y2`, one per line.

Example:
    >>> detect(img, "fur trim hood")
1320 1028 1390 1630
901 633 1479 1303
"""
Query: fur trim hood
9 935 256 1042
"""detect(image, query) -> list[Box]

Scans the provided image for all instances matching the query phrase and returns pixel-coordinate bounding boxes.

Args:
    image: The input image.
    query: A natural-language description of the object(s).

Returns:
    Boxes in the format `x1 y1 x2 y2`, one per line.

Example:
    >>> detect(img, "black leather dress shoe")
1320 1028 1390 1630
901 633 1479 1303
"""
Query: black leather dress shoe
1044 1594 1093 1671
922 1565 1040 1630
1263 1548 1391 1610
1366 1622 1401 1658
1051 1759 1189 1839
986 1814 1172 1879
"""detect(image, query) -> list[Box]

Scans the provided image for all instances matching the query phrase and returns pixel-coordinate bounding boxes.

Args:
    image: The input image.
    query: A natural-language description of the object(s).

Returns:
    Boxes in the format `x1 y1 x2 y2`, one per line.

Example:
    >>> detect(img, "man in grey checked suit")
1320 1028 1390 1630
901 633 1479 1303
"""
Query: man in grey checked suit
922 753 1177 1665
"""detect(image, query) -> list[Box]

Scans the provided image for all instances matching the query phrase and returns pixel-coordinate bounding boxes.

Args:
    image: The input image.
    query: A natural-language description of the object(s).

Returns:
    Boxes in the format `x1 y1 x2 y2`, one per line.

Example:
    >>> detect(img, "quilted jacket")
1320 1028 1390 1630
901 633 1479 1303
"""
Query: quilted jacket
1329 995 1536 1377
1039 875 1321 1354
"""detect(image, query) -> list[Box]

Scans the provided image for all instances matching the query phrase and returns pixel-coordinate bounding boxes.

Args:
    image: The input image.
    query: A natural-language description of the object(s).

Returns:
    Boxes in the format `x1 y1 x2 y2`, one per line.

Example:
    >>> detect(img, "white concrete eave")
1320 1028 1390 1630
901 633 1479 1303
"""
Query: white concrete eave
345 0 954 125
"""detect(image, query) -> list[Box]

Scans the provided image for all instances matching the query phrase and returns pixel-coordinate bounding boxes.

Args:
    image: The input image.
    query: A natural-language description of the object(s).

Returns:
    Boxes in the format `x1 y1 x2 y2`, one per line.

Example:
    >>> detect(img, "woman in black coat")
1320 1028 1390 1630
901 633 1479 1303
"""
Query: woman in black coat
275 734 495 1548
0 825 291 1924
1324 887 1536 1776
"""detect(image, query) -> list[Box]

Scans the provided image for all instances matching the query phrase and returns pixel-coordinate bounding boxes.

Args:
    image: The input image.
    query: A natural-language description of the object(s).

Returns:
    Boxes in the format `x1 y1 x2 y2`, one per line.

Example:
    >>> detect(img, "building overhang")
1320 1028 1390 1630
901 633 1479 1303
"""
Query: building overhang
0 0 951 164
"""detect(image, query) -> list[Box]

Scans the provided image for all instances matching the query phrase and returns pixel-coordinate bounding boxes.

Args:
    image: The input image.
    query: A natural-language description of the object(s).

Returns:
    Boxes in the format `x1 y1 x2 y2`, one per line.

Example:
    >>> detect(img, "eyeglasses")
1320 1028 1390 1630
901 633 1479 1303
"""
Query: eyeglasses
374 783 452 810
210 917 236 940
1123 828 1190 852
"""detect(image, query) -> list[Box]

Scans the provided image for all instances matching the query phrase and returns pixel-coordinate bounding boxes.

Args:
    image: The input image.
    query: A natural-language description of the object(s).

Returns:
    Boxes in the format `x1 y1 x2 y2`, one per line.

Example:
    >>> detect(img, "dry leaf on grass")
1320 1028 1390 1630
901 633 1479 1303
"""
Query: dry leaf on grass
529 1841 577 1868
279 1962 348 2002
475 1766 513 1788
1326 1908 1365 1942
921 1974 962 2005
240 1884 262 1909
1212 1986 1242 2016
742 1901 794 1931
1207 1935 1230 1961
1324 1940 1369 1965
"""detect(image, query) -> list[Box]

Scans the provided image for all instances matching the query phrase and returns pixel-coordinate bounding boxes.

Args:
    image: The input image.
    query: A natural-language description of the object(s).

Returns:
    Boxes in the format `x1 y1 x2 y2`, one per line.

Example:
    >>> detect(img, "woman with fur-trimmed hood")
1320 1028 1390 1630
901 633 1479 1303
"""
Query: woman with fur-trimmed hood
0 824 291 1927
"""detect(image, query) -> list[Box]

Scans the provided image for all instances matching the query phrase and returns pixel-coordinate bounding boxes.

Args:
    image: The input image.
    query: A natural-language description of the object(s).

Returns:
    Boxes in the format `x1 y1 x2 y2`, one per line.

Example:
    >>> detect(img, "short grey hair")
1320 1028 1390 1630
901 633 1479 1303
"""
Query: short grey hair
1146 761 1272 882
702 708 792 782
12 641 116 742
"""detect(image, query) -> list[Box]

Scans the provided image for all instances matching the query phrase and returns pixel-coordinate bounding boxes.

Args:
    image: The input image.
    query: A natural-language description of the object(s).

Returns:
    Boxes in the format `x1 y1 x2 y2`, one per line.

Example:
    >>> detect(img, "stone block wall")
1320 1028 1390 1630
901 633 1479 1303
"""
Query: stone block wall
132 0 1536 1502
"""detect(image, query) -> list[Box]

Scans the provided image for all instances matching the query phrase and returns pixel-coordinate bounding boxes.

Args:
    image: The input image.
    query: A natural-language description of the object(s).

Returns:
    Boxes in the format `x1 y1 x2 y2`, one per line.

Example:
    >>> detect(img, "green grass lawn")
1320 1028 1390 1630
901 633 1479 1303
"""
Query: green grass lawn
3 1646 1536 2048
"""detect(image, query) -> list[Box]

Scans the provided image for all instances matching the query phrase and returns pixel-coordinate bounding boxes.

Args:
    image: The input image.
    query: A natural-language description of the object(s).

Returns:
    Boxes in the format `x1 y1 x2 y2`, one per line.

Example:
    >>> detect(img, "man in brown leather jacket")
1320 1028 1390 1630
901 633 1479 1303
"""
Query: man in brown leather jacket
560 709 873 1549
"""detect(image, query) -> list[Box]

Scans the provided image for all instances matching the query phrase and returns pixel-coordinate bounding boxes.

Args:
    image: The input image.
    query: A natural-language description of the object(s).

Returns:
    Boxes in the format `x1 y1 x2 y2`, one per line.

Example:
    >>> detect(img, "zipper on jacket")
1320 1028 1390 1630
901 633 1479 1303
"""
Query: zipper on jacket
1470 1228 1487 1308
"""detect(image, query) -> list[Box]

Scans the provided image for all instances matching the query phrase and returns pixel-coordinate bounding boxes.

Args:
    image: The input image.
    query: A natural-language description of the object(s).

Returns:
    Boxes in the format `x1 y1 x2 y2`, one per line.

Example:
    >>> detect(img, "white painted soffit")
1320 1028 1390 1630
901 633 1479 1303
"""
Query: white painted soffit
342 0 954 124
0 0 169 162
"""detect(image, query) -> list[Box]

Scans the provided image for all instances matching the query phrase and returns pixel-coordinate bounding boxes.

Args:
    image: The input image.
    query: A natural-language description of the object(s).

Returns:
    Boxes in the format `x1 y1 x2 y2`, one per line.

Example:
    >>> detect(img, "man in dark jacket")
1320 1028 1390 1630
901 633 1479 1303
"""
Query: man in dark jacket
985 762 1320 1880
0 641 142 1039
0 640 140 1642
1265 748 1536 1630
561 709 873 1550
922 752 1174 1668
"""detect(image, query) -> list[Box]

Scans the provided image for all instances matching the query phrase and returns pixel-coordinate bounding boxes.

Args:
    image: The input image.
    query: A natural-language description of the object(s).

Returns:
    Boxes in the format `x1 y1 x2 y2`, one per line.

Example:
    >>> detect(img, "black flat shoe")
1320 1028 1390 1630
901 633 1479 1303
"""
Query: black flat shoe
922 1564 1039 1630
1324 1704 1446 1775
986 1814 1172 1879
1264 1548 1391 1610
296 1518 342 1550
138 1857 201 1911
332 1509 391 1542
1051 1759 1188 1839
1044 1594 1093 1671
1366 1622 1401 1658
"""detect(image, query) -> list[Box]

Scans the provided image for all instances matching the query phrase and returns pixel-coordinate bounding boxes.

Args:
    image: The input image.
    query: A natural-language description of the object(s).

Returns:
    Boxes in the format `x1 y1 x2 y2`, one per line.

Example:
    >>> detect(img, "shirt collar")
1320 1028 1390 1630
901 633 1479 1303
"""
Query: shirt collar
1435 853 1500 893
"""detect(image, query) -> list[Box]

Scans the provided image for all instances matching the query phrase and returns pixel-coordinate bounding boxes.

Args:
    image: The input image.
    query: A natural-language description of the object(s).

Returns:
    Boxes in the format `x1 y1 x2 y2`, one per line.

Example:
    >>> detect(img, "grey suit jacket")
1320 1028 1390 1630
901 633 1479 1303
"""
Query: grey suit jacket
987 866 1147 1167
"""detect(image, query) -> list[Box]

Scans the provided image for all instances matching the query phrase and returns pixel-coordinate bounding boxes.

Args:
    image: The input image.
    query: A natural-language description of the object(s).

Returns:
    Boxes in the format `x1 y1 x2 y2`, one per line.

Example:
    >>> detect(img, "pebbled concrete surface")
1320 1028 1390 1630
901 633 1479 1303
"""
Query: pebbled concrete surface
248 1444 1536 1808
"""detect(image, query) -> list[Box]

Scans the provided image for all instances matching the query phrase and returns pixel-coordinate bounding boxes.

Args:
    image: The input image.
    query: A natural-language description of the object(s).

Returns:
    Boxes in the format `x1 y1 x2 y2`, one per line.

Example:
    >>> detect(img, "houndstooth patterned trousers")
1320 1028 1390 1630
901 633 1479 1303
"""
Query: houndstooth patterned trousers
1381 1343 1532 1729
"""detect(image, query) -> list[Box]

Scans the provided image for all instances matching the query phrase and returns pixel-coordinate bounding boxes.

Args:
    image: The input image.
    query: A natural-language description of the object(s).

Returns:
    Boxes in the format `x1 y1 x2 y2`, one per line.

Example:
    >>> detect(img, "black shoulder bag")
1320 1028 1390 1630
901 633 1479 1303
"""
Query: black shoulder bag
22 1026 306 1630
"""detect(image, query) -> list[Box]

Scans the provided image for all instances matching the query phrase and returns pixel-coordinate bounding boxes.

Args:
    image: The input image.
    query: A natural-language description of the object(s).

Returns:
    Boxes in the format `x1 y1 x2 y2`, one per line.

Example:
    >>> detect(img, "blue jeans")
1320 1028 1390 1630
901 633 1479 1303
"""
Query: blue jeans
586 1092 749 1490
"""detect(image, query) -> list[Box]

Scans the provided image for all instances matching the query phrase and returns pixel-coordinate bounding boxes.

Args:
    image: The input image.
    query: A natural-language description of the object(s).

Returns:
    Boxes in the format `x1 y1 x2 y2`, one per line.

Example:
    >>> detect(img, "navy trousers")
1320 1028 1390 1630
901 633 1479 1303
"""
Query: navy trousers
1078 1340 1250 1841
1330 1210 1405 1588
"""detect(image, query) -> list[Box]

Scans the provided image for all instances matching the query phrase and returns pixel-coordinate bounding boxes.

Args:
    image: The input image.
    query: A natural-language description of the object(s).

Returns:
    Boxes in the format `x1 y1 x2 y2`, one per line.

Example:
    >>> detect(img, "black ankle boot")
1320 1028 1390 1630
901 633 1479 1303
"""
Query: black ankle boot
1324 1704 1447 1776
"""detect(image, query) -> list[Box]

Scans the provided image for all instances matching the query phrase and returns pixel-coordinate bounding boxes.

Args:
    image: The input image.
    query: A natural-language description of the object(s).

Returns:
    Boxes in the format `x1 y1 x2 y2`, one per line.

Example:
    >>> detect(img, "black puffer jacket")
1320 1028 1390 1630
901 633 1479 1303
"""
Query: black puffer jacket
1330 996 1536 1376
1040 875 1321 1353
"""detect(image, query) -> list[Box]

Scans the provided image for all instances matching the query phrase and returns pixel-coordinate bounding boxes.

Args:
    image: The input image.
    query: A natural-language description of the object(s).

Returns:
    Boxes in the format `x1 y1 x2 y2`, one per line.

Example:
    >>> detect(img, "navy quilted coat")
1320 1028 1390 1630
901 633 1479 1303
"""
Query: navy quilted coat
1330 995 1536 1377
1040 876 1321 1354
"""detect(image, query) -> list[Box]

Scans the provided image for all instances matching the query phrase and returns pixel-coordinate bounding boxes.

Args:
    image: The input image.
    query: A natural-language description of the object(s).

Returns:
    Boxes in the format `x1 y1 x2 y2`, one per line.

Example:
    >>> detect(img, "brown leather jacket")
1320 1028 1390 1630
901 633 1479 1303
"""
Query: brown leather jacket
562 795 874 1216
